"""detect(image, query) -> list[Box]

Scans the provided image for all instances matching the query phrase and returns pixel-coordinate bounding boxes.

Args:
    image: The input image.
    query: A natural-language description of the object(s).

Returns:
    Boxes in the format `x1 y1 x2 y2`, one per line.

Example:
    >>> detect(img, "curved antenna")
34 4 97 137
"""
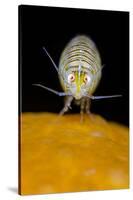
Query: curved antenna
43 47 58 72
32 84 71 97
86 94 122 100
42 46 69 86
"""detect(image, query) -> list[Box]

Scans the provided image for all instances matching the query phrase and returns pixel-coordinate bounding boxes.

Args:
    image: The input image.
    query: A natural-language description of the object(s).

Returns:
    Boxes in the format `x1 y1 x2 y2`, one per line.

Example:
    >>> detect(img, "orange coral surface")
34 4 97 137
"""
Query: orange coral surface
20 113 129 195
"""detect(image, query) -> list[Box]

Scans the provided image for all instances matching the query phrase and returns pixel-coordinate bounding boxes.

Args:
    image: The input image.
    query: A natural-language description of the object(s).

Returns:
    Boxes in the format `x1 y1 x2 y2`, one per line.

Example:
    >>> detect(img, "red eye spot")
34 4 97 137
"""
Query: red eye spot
68 74 75 83
84 77 88 82
84 75 90 84
70 75 74 80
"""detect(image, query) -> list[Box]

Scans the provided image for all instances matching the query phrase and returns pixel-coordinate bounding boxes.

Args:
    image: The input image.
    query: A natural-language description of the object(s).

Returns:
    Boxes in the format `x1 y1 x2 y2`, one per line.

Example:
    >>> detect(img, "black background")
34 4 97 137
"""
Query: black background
19 5 129 126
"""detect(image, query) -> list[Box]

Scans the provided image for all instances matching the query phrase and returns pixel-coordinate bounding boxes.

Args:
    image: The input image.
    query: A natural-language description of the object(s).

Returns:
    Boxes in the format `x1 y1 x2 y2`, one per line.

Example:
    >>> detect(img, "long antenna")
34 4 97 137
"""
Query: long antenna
42 46 69 85
43 47 58 72
32 84 71 97
86 94 122 100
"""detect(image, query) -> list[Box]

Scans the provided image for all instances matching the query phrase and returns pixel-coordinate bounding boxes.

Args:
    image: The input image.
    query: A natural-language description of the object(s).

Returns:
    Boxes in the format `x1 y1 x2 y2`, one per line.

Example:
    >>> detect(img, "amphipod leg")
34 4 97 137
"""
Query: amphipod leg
85 98 91 115
80 98 86 122
85 98 95 121
59 96 73 116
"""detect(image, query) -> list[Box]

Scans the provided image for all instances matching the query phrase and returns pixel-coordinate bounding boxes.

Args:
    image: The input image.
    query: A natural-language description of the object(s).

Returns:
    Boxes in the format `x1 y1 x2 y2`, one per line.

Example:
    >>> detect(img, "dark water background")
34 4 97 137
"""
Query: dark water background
19 5 129 126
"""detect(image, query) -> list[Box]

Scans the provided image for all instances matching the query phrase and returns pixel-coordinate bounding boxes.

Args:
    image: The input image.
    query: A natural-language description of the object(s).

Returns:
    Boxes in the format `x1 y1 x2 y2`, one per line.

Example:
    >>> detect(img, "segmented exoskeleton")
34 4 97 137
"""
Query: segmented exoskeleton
33 35 121 117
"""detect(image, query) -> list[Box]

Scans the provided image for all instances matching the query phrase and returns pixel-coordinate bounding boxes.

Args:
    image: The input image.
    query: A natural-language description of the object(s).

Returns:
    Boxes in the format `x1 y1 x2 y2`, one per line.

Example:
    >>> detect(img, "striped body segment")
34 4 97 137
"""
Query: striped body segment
59 35 102 100
33 35 121 117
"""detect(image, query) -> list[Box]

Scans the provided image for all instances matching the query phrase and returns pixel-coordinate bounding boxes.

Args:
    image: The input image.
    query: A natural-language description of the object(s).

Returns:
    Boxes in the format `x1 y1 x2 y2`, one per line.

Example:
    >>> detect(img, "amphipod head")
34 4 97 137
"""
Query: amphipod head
64 66 94 100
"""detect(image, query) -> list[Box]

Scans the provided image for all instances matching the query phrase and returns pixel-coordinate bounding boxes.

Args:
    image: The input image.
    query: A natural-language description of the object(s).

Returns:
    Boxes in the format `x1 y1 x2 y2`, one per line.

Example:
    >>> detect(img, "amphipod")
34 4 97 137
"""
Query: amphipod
33 35 121 116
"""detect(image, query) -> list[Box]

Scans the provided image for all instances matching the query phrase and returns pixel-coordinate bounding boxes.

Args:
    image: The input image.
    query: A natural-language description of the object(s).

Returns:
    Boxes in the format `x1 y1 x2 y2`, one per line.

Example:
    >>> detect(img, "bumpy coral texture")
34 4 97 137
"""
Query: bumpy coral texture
20 113 129 195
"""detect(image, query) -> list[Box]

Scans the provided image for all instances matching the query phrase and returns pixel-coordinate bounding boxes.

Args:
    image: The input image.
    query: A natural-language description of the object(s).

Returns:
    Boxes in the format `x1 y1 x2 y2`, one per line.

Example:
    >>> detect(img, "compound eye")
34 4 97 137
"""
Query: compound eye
84 74 91 84
68 74 75 84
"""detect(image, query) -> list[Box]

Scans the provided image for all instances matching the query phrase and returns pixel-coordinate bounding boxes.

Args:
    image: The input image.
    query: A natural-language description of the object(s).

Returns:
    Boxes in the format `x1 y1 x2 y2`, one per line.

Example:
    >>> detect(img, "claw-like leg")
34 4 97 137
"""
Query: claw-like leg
80 98 93 122
85 98 91 115
80 98 86 123
85 98 94 120
59 96 73 116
